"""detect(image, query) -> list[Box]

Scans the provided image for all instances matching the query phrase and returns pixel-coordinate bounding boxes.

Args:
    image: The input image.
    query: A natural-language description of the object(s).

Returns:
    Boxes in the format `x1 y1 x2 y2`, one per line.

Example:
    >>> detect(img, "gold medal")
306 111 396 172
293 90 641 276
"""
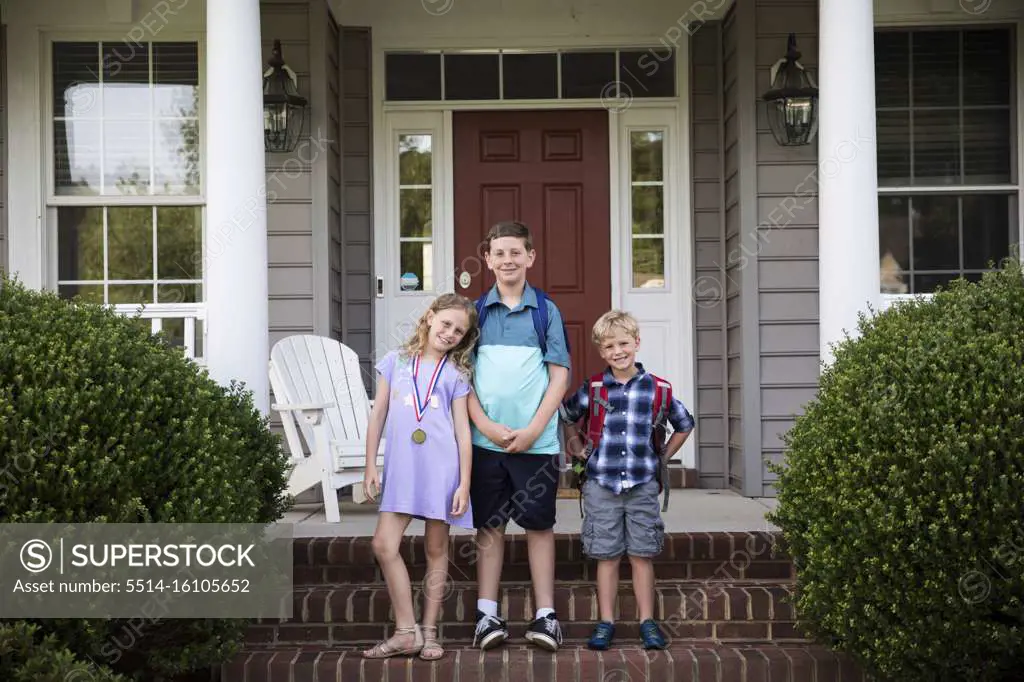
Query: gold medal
412 428 427 444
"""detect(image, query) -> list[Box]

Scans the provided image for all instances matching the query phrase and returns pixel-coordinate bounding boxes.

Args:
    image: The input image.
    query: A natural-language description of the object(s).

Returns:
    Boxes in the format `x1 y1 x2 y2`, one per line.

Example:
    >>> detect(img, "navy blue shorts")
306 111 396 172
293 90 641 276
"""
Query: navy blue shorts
469 446 560 531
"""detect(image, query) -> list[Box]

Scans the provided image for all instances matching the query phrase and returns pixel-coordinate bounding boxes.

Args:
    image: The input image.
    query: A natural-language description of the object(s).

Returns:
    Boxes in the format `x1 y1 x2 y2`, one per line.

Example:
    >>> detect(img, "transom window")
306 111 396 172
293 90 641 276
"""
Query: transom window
875 27 1019 295
50 40 204 357
385 48 675 102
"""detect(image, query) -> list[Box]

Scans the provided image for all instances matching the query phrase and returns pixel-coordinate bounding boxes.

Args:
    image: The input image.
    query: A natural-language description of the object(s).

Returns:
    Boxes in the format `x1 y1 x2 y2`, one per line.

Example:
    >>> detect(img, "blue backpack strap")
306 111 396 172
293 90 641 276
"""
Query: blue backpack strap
530 287 570 358
531 289 549 357
475 294 489 349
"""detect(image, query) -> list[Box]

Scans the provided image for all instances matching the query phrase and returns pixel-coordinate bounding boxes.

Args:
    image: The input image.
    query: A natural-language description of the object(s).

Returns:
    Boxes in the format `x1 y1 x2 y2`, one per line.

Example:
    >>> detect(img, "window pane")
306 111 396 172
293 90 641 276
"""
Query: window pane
53 42 99 118
632 238 664 288
57 207 104 281
632 186 663 235
155 118 200 194
104 120 151 194
962 194 1012 270
912 31 958 107
400 241 433 291
102 42 149 119
631 131 663 182
158 283 201 303
385 53 441 101
913 110 959 184
963 29 1011 106
159 317 186 349
911 195 959 271
619 49 675 98
399 135 432 185
502 53 558 99
58 284 104 303
443 53 499 100
875 32 909 108
963 109 1011 184
107 206 154 280
561 51 616 99
54 120 101 195
153 43 199 118
400 189 432 238
879 196 911 294
877 111 910 186
108 284 153 304
913 272 959 293
157 206 202 279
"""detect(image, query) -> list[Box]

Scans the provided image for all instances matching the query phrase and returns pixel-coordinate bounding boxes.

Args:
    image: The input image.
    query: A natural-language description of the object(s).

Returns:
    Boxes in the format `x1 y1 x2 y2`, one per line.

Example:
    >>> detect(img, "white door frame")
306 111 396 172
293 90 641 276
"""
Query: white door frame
370 44 697 468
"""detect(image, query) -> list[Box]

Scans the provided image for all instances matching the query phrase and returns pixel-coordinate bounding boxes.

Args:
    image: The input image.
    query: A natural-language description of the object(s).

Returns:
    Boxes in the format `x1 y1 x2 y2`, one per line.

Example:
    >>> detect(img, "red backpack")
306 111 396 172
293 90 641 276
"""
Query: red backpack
572 371 674 511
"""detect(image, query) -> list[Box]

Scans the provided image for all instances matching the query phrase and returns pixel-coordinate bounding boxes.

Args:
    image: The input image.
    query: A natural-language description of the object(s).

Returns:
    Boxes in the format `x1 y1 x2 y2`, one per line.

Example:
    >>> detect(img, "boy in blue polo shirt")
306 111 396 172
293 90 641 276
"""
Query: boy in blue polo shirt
467 220 571 652
560 309 695 651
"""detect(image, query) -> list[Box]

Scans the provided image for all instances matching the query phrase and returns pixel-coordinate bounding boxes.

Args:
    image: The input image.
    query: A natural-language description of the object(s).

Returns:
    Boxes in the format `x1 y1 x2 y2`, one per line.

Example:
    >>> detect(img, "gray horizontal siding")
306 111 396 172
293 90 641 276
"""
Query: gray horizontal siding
691 21 727 489
339 27 375 390
754 0 820 496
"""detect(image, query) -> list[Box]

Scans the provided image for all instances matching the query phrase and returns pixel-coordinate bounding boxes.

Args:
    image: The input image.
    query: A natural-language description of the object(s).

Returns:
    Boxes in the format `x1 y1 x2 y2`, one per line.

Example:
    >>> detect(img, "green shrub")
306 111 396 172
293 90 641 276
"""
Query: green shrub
0 277 292 680
768 258 1024 681
0 621 128 682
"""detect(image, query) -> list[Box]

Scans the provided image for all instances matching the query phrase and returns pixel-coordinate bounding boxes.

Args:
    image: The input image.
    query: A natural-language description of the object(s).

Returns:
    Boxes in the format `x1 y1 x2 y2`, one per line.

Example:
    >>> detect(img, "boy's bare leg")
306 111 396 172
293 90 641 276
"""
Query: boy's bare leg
596 558 620 622
475 525 506 602
526 528 555 610
628 555 656 621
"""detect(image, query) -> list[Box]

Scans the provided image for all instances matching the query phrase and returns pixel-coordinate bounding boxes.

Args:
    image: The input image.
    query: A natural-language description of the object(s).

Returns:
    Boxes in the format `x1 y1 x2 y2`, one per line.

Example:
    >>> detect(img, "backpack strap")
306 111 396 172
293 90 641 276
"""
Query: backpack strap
531 288 550 357
648 373 673 512
577 372 607 517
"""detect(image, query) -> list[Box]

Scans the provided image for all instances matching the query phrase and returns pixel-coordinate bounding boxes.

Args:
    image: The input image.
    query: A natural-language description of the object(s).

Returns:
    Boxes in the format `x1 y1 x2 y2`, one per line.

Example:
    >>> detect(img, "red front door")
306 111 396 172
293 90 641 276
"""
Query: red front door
453 110 612 387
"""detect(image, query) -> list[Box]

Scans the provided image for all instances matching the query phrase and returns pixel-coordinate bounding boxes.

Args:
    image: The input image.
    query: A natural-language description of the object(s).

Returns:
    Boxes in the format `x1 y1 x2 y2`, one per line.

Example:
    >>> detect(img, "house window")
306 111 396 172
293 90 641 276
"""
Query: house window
875 27 1019 295
384 48 675 102
51 40 204 357
398 133 433 292
630 130 666 288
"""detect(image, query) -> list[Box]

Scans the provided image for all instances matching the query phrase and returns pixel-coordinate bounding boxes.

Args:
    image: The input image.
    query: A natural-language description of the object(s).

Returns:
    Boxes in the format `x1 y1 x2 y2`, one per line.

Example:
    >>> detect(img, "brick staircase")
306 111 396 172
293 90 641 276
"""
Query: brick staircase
222 531 866 681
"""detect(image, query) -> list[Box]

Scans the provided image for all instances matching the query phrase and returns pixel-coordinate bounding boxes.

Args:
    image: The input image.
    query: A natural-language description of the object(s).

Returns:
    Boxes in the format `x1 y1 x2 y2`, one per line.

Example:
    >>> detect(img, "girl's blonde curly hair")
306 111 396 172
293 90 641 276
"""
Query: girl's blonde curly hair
399 293 479 379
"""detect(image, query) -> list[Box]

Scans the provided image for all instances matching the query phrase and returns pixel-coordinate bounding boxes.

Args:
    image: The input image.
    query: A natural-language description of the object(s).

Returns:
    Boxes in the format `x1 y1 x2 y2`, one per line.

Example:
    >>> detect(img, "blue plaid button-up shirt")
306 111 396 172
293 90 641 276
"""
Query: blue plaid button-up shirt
560 363 696 495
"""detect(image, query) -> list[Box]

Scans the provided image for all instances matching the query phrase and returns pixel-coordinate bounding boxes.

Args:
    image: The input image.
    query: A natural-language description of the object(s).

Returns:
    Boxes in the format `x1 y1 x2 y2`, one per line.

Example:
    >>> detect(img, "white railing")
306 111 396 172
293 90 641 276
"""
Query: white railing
111 303 207 364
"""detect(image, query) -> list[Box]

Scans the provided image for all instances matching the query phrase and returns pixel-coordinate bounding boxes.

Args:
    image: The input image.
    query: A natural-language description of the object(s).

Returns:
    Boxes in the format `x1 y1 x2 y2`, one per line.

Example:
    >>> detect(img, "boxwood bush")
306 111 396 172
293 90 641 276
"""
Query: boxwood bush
768 259 1024 681
0 622 128 682
0 277 292 680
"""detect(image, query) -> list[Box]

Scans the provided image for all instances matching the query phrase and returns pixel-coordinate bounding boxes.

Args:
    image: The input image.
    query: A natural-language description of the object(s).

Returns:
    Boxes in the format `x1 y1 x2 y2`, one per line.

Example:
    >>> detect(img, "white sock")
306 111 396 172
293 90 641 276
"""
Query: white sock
536 607 555 620
478 599 498 618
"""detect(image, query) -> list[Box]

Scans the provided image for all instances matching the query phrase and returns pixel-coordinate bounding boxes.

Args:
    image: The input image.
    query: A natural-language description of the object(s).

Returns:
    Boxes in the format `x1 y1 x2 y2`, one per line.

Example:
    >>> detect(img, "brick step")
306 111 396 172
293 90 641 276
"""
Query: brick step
222 643 867 682
248 619 805 647
294 532 788 574
296 558 793 585
273 582 797 627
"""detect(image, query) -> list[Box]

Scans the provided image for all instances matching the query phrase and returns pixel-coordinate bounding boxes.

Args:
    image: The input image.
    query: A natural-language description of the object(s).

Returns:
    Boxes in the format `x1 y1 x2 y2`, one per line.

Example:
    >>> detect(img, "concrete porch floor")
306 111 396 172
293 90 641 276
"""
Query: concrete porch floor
281 489 780 537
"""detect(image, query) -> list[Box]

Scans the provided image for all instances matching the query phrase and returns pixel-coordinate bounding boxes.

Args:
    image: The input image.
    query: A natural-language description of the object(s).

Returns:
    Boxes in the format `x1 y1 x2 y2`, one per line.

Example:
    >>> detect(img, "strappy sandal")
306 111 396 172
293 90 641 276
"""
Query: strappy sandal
361 624 423 658
419 625 444 660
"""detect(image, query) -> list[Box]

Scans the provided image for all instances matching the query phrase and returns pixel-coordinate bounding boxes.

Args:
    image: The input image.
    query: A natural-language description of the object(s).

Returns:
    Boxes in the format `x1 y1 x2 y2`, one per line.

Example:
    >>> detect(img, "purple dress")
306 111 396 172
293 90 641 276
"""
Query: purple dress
375 350 474 528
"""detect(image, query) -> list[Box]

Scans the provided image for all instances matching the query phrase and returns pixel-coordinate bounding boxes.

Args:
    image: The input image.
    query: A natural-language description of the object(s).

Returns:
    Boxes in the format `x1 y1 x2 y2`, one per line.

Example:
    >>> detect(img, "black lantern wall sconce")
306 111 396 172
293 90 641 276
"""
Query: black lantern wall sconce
761 33 818 147
263 39 308 153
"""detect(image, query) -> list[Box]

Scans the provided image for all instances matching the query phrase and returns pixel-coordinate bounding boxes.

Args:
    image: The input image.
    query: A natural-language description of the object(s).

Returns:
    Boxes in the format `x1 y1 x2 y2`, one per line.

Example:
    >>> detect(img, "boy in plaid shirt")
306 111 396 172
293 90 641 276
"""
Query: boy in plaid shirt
559 310 695 650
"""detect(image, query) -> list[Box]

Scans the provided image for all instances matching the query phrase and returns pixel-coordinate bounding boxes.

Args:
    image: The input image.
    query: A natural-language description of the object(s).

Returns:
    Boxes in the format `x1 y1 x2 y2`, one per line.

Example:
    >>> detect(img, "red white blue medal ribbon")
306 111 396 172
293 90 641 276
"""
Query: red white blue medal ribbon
412 353 447 422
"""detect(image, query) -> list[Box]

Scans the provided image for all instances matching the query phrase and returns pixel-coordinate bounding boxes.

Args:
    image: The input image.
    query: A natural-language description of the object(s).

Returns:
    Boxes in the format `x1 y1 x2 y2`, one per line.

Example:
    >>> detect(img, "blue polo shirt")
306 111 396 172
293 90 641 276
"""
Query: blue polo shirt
472 283 571 455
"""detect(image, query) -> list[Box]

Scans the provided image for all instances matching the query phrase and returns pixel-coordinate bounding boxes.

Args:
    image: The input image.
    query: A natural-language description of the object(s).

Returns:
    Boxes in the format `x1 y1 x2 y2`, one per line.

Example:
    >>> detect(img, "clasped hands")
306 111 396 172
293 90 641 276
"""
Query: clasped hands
480 419 541 454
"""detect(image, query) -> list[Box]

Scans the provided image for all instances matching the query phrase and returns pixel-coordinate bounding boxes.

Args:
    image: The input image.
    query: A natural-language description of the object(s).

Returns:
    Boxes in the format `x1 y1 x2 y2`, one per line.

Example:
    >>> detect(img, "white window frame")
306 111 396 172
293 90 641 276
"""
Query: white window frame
42 32 208 362
875 22 1024 311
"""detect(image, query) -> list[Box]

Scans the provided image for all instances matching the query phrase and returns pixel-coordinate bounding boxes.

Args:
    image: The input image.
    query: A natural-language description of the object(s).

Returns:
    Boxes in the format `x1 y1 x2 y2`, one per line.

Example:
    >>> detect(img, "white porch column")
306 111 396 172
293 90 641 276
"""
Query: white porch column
205 0 270 414
818 0 881 365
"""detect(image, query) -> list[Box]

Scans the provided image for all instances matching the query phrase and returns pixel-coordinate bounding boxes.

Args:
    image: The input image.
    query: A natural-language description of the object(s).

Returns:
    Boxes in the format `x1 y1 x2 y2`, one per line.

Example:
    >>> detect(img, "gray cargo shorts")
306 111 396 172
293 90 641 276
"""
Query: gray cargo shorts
580 478 665 560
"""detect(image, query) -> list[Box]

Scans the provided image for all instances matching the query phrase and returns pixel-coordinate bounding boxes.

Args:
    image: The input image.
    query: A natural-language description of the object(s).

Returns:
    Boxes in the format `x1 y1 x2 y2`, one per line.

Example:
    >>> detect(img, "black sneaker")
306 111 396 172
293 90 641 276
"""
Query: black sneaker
524 612 563 651
473 610 509 650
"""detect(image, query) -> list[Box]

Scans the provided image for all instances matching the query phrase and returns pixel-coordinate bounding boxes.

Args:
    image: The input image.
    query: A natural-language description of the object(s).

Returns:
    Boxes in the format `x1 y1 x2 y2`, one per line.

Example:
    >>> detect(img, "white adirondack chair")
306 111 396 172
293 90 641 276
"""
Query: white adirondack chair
268 335 384 523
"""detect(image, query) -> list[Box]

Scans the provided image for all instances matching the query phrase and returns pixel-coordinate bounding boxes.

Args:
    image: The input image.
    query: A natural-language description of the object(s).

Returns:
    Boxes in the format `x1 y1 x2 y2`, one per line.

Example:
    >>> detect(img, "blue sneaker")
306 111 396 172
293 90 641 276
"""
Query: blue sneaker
639 619 667 650
587 621 615 650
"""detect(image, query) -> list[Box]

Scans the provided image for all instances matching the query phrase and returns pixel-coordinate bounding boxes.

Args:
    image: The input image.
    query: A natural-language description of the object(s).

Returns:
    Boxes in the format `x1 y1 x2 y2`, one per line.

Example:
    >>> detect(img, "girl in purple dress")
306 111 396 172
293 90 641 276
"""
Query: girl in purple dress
361 293 479 661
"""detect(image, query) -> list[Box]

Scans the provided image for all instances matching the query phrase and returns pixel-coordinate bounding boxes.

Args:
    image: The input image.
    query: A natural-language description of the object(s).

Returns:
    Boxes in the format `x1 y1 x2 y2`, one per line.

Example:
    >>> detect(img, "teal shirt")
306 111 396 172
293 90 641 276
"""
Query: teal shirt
471 283 571 454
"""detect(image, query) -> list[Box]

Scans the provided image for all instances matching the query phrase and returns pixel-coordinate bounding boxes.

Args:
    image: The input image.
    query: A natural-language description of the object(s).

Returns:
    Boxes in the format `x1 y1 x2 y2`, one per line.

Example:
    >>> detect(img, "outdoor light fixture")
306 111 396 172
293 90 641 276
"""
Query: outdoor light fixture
761 33 818 147
263 39 308 153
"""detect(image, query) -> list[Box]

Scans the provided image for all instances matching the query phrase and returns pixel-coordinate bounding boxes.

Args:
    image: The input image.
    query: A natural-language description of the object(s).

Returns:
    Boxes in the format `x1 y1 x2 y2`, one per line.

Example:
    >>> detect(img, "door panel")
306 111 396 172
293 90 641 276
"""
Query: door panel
453 110 612 388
